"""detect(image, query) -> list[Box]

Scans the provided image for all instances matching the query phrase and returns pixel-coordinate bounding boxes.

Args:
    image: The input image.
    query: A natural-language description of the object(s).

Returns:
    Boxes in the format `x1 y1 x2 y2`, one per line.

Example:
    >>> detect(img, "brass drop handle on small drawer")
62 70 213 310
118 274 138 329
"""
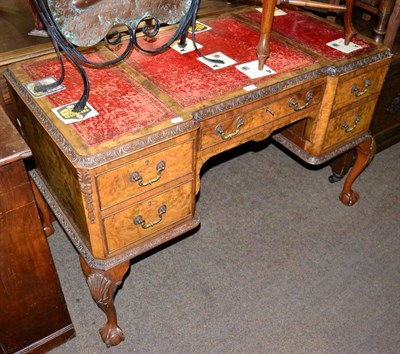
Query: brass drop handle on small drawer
134 205 167 229
341 115 361 133
351 79 371 97
216 117 244 140
130 161 166 187
289 91 313 111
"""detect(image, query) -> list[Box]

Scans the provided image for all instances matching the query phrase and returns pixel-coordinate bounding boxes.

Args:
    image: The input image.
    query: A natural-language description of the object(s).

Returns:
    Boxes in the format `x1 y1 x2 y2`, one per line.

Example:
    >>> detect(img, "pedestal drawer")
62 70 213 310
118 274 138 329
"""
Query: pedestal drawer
324 98 377 149
332 65 387 111
96 140 194 209
103 181 194 255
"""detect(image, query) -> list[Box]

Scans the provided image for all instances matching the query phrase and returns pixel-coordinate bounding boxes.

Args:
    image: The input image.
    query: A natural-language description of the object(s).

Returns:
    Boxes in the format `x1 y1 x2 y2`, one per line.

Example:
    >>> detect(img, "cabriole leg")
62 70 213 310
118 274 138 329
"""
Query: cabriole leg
80 256 130 347
339 137 376 206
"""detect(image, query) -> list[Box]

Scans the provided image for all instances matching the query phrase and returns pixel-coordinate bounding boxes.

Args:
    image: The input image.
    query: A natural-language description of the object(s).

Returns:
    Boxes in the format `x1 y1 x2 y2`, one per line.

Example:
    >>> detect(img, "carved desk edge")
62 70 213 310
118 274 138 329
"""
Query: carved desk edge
4 48 391 169
192 67 327 121
324 50 392 75
192 50 392 121
273 132 373 165
29 169 201 271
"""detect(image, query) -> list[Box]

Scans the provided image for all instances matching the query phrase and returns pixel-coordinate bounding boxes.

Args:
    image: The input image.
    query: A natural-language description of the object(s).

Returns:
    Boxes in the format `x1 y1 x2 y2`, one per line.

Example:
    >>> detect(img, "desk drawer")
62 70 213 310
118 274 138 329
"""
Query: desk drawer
200 84 323 151
332 65 387 111
324 98 377 149
103 181 193 254
96 140 194 209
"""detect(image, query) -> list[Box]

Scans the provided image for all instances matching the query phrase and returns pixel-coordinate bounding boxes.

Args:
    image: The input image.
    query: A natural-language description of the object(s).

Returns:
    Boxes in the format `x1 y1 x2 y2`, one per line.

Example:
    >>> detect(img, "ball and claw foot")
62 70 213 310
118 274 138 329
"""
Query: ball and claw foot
79 257 130 348
100 324 125 347
339 190 359 206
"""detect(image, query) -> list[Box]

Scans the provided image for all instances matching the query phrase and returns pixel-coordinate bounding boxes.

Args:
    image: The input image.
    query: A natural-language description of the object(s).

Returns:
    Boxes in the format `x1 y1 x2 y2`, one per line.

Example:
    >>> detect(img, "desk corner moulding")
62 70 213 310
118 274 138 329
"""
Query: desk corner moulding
3 3 393 348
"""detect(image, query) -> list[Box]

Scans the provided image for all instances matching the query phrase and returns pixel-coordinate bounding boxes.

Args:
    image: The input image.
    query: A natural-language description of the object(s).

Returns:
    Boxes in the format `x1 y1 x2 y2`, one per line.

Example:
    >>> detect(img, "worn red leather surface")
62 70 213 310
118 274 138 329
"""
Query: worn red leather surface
111 16 316 106
22 16 316 146
23 52 176 146
238 8 376 61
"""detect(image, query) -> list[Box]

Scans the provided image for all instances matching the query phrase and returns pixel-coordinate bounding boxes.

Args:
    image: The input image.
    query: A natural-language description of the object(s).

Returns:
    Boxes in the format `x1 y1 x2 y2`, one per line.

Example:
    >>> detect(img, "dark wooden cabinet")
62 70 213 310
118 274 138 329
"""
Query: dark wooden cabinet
0 106 74 353
370 54 400 151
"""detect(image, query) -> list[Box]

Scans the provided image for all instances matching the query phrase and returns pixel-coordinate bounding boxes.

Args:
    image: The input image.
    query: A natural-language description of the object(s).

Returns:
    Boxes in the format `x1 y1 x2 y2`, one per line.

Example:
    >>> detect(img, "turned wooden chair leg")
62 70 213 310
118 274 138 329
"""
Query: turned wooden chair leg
382 0 399 48
28 0 45 30
257 0 358 69
257 0 276 69
339 137 376 206
344 0 357 44
80 256 130 347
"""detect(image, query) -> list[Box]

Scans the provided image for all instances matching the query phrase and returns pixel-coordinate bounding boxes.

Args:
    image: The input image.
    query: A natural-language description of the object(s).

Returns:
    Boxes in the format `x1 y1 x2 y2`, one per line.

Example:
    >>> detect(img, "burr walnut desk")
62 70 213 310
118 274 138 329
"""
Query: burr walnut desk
4 8 391 347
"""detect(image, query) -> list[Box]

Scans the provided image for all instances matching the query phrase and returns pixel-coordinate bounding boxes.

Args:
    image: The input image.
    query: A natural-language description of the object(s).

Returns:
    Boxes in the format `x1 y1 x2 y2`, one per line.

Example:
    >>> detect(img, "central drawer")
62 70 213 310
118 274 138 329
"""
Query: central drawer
103 181 194 255
199 83 323 151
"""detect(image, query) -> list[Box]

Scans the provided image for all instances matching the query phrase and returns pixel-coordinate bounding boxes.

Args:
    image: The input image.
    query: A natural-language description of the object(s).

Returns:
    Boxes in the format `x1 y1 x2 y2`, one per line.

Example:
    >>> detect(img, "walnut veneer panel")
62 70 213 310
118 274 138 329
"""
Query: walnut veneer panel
96 139 194 209
324 98 378 149
332 61 389 110
200 82 323 151
104 181 194 255
11 94 92 252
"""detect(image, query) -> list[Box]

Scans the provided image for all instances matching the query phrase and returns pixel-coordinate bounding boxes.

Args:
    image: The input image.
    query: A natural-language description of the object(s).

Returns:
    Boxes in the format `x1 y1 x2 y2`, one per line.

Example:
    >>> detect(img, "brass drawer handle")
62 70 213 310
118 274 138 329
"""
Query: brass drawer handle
289 91 313 111
130 161 166 187
134 205 167 229
351 79 371 97
216 117 244 140
341 115 361 133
